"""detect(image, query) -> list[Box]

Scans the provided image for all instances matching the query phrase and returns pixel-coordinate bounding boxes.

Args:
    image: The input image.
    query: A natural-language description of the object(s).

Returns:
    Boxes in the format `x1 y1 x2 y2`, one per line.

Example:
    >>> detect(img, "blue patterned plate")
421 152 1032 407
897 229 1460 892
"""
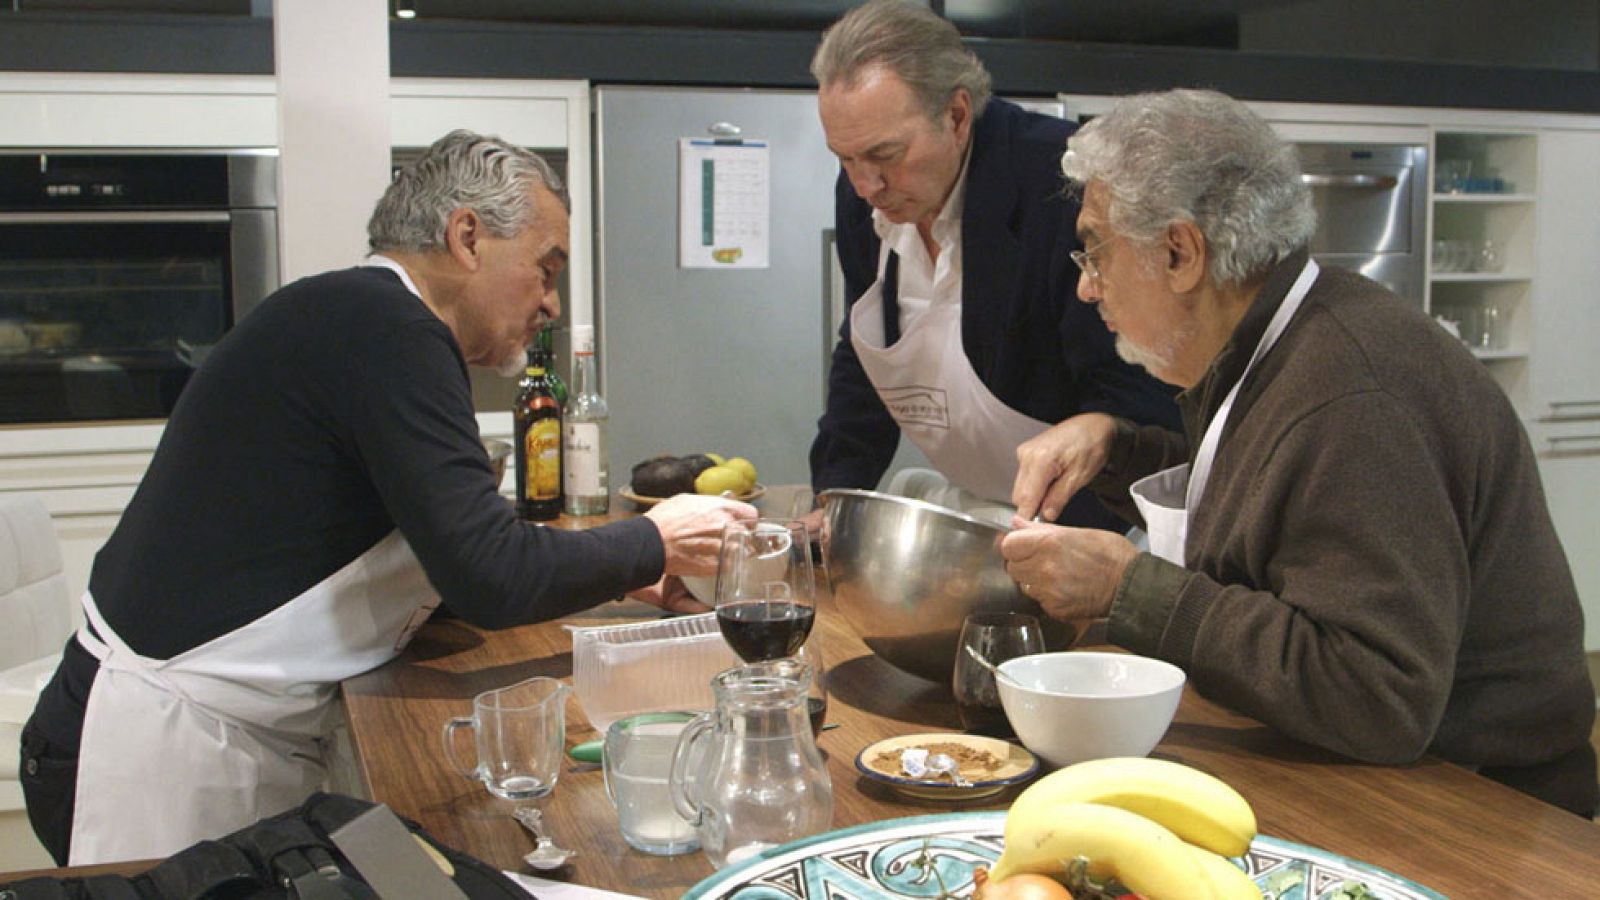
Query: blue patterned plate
682 811 1446 899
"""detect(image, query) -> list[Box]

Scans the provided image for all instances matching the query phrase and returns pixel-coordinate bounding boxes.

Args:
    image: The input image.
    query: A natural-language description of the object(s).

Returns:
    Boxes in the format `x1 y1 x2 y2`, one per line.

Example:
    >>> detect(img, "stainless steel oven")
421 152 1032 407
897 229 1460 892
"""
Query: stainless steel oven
0 151 279 424
1295 142 1428 305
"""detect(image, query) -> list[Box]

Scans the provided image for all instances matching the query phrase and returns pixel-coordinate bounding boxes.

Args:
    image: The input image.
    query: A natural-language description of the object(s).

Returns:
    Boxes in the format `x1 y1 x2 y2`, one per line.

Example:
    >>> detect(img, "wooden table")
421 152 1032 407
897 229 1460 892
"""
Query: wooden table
341 494 1600 898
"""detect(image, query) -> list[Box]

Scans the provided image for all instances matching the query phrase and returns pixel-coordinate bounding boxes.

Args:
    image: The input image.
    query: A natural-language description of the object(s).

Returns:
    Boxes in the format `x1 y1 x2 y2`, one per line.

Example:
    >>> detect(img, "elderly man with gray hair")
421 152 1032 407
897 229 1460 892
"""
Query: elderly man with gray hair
20 130 754 866
1002 89 1597 817
808 0 1179 525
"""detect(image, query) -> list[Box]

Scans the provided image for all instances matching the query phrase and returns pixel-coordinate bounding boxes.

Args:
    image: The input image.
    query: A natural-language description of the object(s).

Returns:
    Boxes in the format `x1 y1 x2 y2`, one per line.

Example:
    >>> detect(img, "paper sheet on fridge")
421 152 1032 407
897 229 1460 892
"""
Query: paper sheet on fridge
679 138 769 269
503 871 646 899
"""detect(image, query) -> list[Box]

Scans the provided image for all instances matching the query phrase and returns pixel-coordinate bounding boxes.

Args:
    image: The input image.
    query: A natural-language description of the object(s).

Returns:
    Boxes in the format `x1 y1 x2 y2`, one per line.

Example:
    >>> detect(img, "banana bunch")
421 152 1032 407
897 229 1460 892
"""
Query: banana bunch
984 757 1261 900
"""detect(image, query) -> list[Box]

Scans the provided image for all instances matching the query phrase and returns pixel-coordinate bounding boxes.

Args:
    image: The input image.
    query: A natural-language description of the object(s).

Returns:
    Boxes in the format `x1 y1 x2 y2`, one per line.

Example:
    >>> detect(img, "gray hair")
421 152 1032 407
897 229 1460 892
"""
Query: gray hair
811 0 992 121
1062 89 1316 287
368 129 568 254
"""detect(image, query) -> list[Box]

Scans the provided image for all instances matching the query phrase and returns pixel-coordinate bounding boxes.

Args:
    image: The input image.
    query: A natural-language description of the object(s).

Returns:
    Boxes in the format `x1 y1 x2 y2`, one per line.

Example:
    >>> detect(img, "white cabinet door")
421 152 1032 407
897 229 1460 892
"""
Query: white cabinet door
1533 128 1600 650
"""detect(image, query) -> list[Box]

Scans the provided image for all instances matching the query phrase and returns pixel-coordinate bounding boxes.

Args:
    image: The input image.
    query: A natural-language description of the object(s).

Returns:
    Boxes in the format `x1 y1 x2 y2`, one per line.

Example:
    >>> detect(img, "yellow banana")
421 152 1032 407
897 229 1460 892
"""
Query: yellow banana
987 801 1212 899
1002 756 1256 857
1190 844 1263 900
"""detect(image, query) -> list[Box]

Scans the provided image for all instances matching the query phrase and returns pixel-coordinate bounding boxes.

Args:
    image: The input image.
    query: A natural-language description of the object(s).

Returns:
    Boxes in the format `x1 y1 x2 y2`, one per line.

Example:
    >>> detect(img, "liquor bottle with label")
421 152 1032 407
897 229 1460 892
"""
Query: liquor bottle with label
514 343 563 522
563 326 610 516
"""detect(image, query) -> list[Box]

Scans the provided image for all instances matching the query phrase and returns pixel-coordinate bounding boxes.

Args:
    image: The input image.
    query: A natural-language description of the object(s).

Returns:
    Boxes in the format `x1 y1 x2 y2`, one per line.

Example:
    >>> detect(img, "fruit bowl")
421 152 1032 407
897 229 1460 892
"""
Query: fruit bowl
619 482 765 509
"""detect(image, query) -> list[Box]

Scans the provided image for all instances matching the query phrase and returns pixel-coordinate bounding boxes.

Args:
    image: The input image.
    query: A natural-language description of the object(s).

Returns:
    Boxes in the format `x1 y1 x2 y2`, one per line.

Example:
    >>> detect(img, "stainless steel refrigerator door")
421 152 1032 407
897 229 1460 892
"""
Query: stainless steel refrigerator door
596 86 841 489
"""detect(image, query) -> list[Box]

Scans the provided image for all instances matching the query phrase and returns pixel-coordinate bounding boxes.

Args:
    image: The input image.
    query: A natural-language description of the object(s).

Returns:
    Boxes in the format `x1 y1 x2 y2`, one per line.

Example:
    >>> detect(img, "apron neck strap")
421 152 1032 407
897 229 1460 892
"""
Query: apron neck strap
1185 257 1320 513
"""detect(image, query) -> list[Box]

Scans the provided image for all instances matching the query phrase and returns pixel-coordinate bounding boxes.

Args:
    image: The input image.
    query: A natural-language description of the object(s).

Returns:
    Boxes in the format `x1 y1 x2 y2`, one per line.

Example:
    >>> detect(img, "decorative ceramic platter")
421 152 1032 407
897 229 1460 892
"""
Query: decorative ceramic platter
682 812 1446 900
620 483 766 508
855 734 1039 800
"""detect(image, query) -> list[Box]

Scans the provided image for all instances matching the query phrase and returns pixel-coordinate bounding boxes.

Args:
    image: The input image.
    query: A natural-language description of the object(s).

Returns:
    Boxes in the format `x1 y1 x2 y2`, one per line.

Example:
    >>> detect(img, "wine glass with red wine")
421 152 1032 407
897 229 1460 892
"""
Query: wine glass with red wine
713 520 816 663
952 611 1045 738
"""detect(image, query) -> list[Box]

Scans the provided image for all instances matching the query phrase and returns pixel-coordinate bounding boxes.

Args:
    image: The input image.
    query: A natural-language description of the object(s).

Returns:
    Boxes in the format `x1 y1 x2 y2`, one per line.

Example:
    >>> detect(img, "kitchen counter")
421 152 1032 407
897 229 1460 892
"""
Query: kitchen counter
336 494 1600 898
9 491 1599 894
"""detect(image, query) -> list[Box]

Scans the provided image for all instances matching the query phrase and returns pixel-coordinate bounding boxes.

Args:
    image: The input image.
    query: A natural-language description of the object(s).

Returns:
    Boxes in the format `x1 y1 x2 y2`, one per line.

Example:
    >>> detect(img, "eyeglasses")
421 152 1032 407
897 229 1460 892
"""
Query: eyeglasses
1070 235 1119 281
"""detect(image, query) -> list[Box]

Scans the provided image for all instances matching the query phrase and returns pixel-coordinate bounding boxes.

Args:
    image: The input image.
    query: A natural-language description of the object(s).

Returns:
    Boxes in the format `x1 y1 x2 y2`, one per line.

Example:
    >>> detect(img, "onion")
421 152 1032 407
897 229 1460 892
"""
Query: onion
973 868 1075 900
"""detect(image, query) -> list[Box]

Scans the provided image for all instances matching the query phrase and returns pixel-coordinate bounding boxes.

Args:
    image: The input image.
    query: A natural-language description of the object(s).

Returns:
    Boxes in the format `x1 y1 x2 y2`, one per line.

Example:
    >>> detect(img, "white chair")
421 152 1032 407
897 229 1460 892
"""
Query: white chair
0 493 74 872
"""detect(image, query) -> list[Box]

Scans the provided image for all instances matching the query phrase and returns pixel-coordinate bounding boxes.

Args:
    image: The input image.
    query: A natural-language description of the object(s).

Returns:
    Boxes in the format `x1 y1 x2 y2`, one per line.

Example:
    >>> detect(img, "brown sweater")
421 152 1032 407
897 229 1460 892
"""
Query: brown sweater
1097 250 1598 816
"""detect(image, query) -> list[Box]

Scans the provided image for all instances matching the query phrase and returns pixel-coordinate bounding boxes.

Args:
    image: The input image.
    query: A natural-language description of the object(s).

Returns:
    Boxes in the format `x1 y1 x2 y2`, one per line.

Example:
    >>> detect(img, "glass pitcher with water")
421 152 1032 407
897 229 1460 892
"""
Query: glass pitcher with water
669 660 833 867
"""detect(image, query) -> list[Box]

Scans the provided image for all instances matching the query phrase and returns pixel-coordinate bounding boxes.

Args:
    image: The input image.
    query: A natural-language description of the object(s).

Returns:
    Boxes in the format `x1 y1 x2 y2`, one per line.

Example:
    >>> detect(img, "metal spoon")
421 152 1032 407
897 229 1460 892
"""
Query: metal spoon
513 807 578 870
926 752 973 788
963 643 1027 689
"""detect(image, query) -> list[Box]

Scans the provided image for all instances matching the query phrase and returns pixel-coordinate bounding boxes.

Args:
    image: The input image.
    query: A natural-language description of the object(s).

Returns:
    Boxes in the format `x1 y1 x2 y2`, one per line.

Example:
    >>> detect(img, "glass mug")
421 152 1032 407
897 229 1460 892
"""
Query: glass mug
603 712 701 856
952 611 1046 738
442 676 570 800
669 661 833 868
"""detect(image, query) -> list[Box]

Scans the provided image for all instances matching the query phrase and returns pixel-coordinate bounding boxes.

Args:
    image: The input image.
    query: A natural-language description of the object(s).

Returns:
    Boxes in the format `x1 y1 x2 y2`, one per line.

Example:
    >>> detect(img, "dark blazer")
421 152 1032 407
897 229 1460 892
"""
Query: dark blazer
809 98 1180 529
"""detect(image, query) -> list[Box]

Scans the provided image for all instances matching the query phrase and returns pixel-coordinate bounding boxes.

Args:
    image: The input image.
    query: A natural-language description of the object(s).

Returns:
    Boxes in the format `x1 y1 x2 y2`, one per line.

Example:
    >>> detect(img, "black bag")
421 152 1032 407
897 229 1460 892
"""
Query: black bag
0 793 530 900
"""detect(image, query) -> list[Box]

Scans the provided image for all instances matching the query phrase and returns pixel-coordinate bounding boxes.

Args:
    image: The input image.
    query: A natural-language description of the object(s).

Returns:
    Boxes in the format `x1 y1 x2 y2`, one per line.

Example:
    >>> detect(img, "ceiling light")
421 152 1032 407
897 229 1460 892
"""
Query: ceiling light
396 1 416 19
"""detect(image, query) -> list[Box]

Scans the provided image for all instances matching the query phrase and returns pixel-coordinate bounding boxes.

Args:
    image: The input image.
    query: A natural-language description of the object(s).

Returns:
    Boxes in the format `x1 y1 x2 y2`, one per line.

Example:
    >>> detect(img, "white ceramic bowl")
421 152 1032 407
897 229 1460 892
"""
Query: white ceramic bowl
996 651 1185 768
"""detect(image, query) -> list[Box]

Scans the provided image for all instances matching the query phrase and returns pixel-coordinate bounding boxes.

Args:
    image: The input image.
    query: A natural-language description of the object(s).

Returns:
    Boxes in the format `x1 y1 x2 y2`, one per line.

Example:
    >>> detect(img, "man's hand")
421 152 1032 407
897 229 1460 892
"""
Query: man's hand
795 506 825 541
1012 413 1117 521
999 519 1136 622
644 493 758 577
627 575 710 614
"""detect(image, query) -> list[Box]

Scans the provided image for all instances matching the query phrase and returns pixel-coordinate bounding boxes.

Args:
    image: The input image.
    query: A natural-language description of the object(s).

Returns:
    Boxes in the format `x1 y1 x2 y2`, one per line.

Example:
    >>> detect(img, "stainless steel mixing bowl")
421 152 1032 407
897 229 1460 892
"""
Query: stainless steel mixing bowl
818 488 1073 682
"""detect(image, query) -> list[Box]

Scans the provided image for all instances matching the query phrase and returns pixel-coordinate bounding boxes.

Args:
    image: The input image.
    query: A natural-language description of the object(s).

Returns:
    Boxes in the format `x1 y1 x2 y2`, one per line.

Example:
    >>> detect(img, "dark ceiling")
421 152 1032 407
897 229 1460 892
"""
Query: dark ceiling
0 1 1308 50
7 0 1598 73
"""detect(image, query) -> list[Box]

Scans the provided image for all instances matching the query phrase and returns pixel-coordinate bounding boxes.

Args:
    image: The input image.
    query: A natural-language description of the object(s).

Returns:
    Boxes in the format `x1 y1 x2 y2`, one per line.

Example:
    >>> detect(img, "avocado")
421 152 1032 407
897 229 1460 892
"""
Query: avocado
631 455 697 497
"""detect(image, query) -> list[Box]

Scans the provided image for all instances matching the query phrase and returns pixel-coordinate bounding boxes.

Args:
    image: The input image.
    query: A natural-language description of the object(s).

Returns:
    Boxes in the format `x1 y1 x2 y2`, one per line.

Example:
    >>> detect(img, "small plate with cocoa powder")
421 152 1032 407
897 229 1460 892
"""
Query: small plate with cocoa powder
854 733 1038 800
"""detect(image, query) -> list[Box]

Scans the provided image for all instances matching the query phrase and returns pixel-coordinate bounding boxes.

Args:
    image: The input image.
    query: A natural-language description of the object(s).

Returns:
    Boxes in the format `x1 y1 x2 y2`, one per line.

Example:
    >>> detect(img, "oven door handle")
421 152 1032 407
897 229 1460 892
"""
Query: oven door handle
1299 172 1399 189
0 210 232 224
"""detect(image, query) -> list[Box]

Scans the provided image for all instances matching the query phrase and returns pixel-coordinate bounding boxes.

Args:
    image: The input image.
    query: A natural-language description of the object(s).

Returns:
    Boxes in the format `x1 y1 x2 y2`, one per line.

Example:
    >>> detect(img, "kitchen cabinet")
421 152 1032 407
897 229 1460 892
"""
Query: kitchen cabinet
1530 128 1600 651
1426 130 1539 412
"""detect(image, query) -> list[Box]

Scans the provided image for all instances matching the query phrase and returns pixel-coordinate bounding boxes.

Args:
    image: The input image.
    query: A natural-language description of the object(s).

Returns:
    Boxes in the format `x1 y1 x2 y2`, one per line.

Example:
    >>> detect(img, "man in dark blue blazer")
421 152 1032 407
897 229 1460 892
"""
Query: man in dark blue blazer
808 0 1179 529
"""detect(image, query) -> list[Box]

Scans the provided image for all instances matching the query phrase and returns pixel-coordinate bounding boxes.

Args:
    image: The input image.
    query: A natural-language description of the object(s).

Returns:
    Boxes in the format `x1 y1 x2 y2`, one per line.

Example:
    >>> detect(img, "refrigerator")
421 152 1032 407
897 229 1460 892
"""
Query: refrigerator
595 85 898 492
594 89 1069 495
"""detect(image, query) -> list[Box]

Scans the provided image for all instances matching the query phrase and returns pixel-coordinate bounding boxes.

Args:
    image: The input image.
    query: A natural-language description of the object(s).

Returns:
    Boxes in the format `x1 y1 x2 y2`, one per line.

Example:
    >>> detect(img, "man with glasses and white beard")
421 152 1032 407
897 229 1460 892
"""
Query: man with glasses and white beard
1003 89 1596 819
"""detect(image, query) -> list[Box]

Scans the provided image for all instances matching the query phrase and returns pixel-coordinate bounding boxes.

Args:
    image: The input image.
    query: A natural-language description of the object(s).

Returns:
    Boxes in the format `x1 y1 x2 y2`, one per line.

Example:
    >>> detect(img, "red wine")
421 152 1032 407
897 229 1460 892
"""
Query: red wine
717 600 815 662
956 700 1014 738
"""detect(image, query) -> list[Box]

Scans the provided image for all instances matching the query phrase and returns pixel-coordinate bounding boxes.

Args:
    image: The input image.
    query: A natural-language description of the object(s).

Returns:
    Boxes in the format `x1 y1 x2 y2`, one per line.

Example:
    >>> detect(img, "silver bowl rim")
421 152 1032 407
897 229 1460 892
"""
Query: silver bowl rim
818 487 1011 536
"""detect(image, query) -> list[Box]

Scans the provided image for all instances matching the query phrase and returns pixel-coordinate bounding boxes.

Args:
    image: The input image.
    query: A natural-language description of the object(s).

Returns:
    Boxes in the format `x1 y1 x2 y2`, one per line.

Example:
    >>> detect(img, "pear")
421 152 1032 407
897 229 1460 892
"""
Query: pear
695 465 746 496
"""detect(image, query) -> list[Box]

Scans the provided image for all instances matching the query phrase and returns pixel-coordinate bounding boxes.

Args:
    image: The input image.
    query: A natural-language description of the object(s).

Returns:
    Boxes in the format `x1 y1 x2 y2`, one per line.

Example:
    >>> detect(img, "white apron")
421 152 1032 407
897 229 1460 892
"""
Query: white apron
851 244 1050 503
68 529 440 865
1130 259 1320 565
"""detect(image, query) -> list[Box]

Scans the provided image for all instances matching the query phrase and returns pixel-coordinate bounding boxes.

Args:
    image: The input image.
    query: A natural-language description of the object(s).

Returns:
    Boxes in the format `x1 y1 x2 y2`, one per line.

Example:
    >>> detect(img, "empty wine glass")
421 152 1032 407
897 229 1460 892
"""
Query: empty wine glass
952 611 1045 738
714 519 816 663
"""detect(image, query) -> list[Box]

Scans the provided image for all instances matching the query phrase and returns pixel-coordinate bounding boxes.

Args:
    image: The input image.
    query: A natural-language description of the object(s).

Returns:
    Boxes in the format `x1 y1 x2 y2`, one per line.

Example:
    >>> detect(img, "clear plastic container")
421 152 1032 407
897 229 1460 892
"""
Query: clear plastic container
567 613 740 733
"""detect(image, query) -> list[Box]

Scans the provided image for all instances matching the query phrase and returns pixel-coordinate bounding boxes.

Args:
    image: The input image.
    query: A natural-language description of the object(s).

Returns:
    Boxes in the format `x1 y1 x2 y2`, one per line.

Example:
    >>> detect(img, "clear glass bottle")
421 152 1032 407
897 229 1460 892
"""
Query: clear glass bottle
563 326 610 516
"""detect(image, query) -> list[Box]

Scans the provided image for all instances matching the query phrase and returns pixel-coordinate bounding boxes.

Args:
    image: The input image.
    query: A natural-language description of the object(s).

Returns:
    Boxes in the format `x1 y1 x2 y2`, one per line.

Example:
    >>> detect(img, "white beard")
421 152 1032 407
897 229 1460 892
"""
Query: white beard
494 347 528 378
1113 318 1197 387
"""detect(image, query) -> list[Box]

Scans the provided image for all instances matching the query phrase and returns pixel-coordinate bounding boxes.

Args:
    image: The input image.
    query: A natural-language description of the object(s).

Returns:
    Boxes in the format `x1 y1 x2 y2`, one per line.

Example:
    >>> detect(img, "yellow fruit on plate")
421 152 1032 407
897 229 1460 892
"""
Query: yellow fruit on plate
987 802 1209 898
694 465 745 496
724 457 757 491
703 452 727 465
987 757 1262 900
1002 756 1256 857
